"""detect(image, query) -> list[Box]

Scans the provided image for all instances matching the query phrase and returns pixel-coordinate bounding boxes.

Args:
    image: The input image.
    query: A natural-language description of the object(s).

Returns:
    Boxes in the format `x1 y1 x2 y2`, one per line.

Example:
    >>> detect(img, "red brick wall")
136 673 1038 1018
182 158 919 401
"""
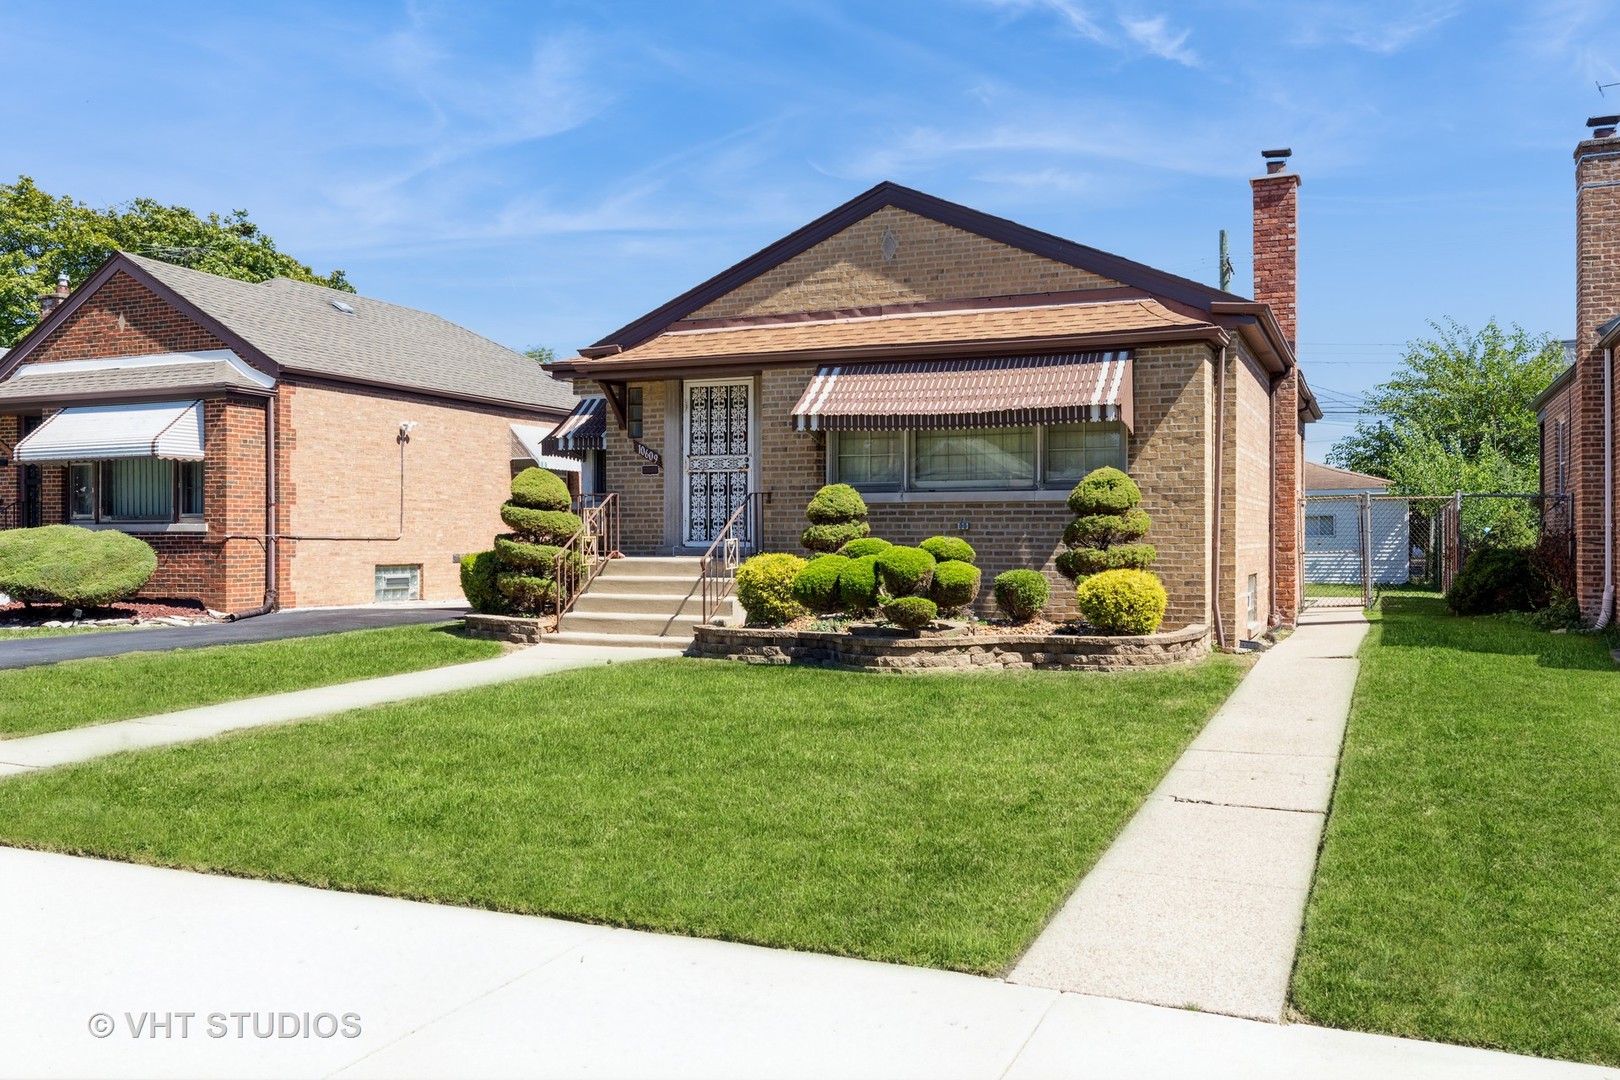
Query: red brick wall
1573 132 1620 621
1539 379 1576 497
26 271 231 362
1253 165 1304 627
1251 171 1301 347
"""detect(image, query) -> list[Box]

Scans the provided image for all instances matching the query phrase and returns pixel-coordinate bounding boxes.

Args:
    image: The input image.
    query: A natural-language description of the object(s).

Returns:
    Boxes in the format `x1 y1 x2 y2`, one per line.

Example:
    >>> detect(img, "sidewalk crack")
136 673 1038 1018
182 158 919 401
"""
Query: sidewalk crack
1169 795 1325 815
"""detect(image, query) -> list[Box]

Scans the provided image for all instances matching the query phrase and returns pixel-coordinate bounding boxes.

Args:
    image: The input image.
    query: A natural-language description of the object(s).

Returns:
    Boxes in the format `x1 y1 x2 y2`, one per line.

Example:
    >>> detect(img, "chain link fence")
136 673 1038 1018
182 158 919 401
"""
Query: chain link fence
1303 492 1572 609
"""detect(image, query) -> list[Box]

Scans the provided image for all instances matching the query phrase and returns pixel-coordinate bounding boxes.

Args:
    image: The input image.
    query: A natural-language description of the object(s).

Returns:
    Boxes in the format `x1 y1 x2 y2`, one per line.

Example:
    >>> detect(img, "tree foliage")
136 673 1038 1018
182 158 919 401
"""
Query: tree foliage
1326 318 1565 496
1 174 351 347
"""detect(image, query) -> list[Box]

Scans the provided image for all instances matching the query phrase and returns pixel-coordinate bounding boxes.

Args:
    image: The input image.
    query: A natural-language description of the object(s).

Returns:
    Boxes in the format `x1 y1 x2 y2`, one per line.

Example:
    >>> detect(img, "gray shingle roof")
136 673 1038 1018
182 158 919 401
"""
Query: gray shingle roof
124 254 573 413
0 356 268 407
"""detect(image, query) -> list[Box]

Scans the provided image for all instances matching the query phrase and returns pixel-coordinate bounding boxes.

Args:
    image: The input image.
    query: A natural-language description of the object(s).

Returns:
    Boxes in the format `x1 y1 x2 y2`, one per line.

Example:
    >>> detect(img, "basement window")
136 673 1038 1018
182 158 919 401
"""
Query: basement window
374 565 421 602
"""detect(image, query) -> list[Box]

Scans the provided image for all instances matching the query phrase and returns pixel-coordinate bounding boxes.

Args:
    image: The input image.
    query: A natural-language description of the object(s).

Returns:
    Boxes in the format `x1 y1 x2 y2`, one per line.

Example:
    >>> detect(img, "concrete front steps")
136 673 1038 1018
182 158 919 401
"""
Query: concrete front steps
548 556 740 650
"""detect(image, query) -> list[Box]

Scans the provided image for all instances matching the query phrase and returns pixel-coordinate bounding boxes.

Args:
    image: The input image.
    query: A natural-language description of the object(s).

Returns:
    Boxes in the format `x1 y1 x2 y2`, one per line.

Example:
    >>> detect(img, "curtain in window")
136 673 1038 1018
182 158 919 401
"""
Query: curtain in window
912 429 1035 488
104 459 172 520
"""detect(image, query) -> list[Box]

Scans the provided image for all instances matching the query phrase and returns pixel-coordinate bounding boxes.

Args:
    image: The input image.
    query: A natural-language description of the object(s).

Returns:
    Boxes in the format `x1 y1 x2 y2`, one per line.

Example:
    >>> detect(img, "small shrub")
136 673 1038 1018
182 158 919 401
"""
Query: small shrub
791 554 850 614
1076 569 1168 635
837 537 892 559
875 545 936 596
838 554 882 614
1446 547 1544 616
1067 467 1142 516
500 504 583 544
993 569 1049 623
882 595 938 630
801 520 871 553
0 525 156 607
459 550 508 614
496 573 558 612
509 466 573 511
1057 467 1154 582
930 559 981 614
919 535 976 564
735 552 806 626
806 483 869 525
493 536 562 573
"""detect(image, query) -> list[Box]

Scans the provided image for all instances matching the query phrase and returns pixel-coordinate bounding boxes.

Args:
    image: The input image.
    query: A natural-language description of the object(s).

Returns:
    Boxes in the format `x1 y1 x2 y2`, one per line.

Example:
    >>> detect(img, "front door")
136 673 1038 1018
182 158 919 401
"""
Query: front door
683 380 751 545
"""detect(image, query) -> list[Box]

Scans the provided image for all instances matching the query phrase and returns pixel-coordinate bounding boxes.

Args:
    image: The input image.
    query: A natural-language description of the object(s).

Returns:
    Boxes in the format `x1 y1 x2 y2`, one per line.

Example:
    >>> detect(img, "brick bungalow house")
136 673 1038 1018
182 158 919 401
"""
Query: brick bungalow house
547 154 1320 643
1534 116 1620 627
0 253 576 614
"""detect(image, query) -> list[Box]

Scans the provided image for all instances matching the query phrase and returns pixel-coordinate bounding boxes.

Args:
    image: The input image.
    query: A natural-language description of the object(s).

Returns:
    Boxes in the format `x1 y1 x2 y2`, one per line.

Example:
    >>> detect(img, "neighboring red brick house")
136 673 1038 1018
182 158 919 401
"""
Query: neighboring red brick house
0 253 576 613
548 156 1320 642
1534 116 1620 626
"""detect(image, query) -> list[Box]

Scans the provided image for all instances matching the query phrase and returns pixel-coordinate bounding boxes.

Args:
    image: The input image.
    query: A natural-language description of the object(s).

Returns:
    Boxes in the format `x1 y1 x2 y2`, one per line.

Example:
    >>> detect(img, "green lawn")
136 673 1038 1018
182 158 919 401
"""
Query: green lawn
1292 598 1620 1067
0 623 503 739
0 657 1246 973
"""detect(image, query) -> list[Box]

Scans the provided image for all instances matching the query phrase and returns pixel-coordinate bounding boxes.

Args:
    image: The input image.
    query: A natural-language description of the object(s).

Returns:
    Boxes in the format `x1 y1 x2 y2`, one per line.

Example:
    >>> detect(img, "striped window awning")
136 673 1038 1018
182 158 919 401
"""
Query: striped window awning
542 396 607 452
509 424 582 473
15 400 205 462
790 352 1133 432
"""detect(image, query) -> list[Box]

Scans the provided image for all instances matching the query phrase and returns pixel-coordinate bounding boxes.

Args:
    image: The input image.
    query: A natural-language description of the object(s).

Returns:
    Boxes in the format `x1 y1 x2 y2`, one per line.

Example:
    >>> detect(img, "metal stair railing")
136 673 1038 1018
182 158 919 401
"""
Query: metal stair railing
699 492 768 625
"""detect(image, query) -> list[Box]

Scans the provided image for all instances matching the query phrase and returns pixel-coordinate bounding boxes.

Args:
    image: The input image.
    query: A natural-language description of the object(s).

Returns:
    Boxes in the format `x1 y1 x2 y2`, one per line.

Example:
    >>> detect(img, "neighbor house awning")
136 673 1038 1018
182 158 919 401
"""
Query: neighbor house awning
15 400 205 462
509 424 581 473
542 396 606 452
790 351 1133 432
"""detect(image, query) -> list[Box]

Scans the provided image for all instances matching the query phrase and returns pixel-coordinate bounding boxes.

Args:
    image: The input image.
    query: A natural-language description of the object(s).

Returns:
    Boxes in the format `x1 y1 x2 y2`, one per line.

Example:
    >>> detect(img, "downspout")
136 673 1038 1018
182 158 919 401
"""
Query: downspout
226 397 280 621
1597 344 1615 629
1211 345 1229 651
1268 373 1279 629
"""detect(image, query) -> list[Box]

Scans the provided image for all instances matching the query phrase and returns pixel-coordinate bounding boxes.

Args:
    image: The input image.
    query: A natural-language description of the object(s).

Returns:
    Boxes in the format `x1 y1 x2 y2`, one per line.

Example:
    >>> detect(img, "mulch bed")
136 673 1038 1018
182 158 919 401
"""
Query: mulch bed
0 598 220 628
780 614 1099 637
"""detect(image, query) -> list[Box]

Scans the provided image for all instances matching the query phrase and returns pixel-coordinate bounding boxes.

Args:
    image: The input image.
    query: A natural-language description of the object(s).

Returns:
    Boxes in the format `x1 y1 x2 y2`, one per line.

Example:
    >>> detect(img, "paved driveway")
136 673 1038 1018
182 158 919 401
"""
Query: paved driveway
0 605 468 670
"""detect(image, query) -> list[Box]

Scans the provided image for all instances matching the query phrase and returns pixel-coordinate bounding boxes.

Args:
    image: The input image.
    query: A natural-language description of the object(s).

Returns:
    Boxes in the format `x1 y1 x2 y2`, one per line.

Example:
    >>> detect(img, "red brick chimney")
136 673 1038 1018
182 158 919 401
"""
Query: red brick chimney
1572 115 1620 622
1253 148 1304 625
37 271 70 321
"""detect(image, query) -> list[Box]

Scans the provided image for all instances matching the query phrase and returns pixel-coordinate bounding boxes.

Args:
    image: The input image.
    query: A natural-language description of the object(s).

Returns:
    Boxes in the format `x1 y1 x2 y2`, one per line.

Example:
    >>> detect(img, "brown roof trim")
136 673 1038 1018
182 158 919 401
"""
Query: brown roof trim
1529 363 1577 415
1209 300 1296 373
588 181 1251 354
0 253 283 383
279 369 571 419
663 286 1180 331
553 325 1228 380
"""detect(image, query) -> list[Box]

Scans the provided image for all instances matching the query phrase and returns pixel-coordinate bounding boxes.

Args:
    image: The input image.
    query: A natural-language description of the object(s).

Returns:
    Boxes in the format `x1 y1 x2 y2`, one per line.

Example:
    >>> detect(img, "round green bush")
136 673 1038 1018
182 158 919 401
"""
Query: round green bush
1062 509 1151 549
875 545 935 597
919 535 976 565
837 537 892 559
496 572 559 613
735 552 807 626
930 559 981 613
1068 466 1142 516
0 525 156 608
805 483 868 525
509 466 573 511
1076 569 1168 635
500 503 583 544
459 550 509 615
802 520 870 553
1446 547 1544 616
838 554 882 614
882 595 938 631
791 554 851 614
993 569 1049 623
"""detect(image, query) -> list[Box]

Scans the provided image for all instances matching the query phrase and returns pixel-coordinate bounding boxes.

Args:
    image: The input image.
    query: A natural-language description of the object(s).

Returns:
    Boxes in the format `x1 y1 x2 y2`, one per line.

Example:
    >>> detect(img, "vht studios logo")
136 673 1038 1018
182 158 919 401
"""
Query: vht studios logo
88 1011 362 1040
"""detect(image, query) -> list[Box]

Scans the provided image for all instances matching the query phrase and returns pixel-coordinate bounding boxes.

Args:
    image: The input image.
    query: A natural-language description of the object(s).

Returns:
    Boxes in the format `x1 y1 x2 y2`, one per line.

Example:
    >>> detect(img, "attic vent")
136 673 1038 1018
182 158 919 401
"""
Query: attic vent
881 227 899 261
331 300 356 314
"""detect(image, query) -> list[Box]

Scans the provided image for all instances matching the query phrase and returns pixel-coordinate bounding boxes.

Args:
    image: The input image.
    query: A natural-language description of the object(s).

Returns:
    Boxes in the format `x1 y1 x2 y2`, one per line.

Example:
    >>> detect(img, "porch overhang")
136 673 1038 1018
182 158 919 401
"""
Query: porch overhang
509 423 582 472
542 396 607 452
15 400 206 463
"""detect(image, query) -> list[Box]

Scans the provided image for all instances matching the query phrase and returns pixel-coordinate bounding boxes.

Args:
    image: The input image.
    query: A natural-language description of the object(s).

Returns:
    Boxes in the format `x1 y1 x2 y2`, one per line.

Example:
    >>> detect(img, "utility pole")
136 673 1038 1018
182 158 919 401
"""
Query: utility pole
1218 229 1234 292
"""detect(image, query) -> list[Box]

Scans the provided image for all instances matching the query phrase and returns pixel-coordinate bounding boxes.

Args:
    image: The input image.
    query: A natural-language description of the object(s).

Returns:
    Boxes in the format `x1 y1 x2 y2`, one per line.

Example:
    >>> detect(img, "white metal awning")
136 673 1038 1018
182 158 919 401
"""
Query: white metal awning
16 400 206 463
510 423 581 473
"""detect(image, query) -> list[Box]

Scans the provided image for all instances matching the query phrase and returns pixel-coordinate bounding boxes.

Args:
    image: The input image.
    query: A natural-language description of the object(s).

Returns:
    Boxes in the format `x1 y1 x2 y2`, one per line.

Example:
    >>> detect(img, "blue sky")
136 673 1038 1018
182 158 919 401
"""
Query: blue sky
3 1 1615 461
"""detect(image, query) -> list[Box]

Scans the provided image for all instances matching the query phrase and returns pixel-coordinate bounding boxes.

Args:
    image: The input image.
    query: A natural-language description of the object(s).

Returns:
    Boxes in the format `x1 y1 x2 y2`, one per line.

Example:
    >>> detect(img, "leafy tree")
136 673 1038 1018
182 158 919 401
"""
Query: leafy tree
523 345 556 364
1 175 351 347
1327 318 1565 496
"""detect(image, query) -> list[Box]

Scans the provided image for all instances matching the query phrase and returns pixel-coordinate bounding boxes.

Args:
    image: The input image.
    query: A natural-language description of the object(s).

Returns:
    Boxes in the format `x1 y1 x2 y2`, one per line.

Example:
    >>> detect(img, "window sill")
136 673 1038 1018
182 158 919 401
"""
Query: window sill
72 521 209 534
859 489 1072 504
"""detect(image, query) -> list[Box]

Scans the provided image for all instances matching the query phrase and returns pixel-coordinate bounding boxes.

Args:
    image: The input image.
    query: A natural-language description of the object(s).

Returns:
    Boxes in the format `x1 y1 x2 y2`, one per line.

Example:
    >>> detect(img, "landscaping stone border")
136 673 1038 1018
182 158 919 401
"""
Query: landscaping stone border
463 613 554 645
690 623 1210 672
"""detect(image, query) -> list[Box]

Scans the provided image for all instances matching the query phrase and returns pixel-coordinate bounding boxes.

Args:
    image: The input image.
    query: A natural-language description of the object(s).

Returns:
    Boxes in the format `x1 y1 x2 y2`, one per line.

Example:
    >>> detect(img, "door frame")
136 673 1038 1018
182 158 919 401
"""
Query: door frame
680 376 758 548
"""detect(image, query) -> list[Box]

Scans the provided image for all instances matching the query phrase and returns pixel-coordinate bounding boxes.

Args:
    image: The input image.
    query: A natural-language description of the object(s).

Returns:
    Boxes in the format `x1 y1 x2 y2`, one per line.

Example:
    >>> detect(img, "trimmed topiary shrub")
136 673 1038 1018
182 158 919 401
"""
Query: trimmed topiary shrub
791 554 851 614
1057 466 1155 583
1076 569 1168 635
497 574 558 610
735 552 807 626
509 466 573 511
882 595 938 631
801 521 870 553
993 569 1049 623
875 545 935 596
837 537 892 559
802 484 870 552
919 535 976 565
1446 547 1544 616
459 550 509 614
838 554 882 614
499 504 583 544
0 525 156 608
930 559 981 615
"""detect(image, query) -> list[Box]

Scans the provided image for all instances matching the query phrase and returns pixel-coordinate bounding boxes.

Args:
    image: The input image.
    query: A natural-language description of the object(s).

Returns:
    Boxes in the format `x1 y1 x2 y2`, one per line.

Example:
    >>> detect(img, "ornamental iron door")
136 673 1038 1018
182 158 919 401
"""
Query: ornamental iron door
685 382 750 544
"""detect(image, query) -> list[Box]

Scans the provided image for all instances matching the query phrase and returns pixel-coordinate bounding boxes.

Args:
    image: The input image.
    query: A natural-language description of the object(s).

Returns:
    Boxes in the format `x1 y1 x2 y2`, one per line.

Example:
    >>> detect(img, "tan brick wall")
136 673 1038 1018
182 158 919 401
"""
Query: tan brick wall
600 380 670 553
691 207 1121 319
25 271 231 362
280 381 558 606
1229 345 1274 638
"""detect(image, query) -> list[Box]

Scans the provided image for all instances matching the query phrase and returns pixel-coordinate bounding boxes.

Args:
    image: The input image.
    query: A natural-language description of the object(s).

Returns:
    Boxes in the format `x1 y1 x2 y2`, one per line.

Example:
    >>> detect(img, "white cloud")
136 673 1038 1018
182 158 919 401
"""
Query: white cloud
970 0 1198 66
1286 2 1462 55
1119 13 1199 66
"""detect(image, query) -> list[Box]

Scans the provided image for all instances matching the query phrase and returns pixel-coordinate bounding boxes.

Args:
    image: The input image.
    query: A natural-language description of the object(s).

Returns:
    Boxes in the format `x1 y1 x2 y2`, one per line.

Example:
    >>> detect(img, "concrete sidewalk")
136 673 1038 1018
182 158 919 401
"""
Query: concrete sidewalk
1 847 1606 1080
0 643 669 777
1010 606 1370 1021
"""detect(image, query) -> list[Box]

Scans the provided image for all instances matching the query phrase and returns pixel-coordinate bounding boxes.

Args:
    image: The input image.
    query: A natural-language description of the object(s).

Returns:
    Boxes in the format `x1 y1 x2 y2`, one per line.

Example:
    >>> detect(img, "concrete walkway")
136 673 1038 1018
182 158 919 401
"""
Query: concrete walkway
1010 606 1369 1021
1 847 1607 1080
0 643 669 778
0 603 472 670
